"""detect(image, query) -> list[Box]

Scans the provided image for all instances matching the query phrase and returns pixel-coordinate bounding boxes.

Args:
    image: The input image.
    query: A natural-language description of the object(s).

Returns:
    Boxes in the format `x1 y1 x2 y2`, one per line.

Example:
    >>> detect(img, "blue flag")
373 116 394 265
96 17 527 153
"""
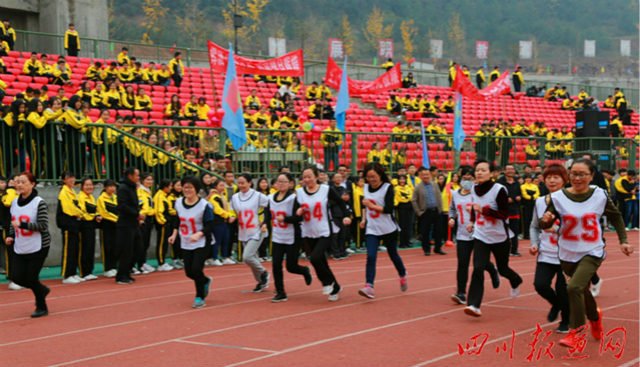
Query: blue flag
453 92 466 151
335 57 349 132
420 121 430 169
221 43 246 150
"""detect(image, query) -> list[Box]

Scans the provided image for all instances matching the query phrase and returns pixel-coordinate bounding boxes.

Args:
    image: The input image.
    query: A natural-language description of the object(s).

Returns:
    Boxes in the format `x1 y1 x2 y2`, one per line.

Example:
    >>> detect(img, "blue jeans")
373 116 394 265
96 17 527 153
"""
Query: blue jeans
365 231 406 286
211 223 228 260
625 200 639 228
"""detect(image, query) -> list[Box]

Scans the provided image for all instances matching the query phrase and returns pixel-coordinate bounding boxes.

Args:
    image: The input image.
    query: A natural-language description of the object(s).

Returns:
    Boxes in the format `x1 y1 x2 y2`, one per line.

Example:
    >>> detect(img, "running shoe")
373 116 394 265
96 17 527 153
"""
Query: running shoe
590 278 603 298
271 293 288 303
192 297 206 309
203 276 212 299
328 283 342 302
590 308 603 340
303 267 313 286
358 284 375 299
464 305 482 317
451 293 466 305
400 276 408 292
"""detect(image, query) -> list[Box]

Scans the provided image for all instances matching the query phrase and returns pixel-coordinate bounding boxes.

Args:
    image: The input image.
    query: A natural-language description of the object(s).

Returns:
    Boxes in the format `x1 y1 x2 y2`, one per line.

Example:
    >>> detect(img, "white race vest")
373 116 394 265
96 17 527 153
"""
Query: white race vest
231 189 269 242
296 185 337 238
450 189 474 242
269 193 297 245
550 188 607 262
11 197 43 254
175 198 212 250
364 183 398 236
533 196 560 265
472 183 513 244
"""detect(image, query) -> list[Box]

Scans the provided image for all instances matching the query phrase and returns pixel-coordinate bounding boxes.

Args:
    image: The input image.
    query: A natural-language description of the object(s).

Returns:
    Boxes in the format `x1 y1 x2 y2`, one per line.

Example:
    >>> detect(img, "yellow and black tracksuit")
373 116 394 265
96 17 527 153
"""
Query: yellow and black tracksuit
62 107 89 176
135 95 152 111
64 29 80 56
153 190 174 265
137 187 155 270
351 183 364 248
475 69 486 89
520 182 540 239
1 188 18 280
168 57 185 87
394 184 415 248
57 185 83 279
96 191 118 272
77 191 98 277
208 192 233 259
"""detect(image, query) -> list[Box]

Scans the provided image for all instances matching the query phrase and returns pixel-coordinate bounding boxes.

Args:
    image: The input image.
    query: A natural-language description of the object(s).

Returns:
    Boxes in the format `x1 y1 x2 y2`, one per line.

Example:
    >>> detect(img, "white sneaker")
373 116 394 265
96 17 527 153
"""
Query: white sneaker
222 257 237 265
104 269 117 278
83 274 98 281
212 259 223 266
141 263 156 274
345 248 355 254
131 268 142 275
464 305 482 317
157 263 174 272
73 275 86 282
590 278 603 298
8 281 23 290
204 259 215 266
63 276 81 284
510 286 520 298
379 245 387 252
322 283 334 295
173 259 184 269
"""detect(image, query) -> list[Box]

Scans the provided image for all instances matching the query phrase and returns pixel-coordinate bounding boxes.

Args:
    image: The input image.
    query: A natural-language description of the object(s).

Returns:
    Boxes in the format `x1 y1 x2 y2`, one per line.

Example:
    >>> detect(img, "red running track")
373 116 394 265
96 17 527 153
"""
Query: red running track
0 232 638 367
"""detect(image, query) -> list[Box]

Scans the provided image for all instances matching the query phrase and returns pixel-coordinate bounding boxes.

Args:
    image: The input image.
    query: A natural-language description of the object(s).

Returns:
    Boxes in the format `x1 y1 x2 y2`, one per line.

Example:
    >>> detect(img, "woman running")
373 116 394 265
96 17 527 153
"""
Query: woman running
6 171 51 317
77 178 100 280
229 173 270 292
464 159 523 317
296 166 351 302
358 162 407 299
540 158 632 347
269 173 312 302
449 167 500 305
168 176 214 309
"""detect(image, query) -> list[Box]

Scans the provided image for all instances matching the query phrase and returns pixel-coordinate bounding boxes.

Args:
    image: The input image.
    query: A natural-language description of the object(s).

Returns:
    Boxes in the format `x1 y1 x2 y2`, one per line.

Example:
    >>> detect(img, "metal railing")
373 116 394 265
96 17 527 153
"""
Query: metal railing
1 120 636 182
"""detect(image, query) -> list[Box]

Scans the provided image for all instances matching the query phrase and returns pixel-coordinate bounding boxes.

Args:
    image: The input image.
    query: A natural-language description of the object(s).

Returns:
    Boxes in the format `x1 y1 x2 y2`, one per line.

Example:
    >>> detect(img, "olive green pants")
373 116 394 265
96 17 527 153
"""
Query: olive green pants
561 255 603 329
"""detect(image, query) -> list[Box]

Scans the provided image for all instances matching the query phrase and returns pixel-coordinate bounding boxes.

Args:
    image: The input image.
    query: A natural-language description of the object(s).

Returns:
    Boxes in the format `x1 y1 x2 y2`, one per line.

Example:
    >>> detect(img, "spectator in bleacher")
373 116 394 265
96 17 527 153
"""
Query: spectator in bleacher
461 65 471 80
3 100 29 171
440 96 454 113
543 85 559 101
512 66 524 92
381 58 394 71
52 59 72 86
367 142 383 165
102 62 119 83
54 88 68 107
196 97 210 121
603 95 615 108
613 87 625 105
269 92 285 112
386 94 402 115
75 82 91 105
135 88 152 111
320 99 335 120
103 82 122 109
448 62 457 86
141 62 156 84
252 106 270 126
168 52 185 88
402 72 417 88
118 63 134 83
610 115 623 138
425 119 441 141
616 93 629 123
305 82 320 101
318 81 332 100
525 140 539 160
63 23 80 57
88 81 104 108
280 110 299 129
489 66 500 82
495 121 513 168
183 95 198 121
0 39 9 56
244 89 261 110
393 146 407 171
475 67 486 89
23 52 42 77
554 86 569 99
85 61 103 81
116 47 130 66
511 120 529 137
0 77 6 103
3 21 15 51
121 85 136 110
561 97 575 110
164 94 182 119
321 120 342 172
62 96 89 176
399 94 415 112
0 57 6 74
406 122 420 143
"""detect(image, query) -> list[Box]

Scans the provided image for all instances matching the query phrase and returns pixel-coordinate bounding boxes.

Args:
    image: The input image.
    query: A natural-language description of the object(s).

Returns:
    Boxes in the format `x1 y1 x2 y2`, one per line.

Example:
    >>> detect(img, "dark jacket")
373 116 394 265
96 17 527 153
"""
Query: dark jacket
117 178 139 227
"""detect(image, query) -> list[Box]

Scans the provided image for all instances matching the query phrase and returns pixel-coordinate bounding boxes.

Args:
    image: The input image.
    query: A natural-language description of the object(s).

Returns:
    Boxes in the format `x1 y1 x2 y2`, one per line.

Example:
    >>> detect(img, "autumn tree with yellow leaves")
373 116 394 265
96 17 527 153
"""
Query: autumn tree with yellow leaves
448 12 466 59
400 19 417 63
340 15 354 57
140 0 168 44
363 6 393 54
221 0 270 51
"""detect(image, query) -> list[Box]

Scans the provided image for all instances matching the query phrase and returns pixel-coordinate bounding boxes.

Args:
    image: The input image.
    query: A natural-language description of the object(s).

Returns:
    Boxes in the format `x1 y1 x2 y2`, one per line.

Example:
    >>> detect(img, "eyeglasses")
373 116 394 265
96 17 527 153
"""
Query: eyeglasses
569 172 591 179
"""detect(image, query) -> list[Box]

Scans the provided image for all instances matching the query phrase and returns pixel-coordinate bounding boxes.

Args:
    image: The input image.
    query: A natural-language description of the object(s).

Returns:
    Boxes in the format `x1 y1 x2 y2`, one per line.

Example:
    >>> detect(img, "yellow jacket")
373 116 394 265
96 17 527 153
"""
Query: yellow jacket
168 58 185 76
135 95 152 111
138 187 155 217
59 185 83 218
320 127 343 147
244 95 261 108
97 192 118 223
394 185 413 206
521 183 540 201
63 109 88 132
64 30 80 50
197 104 210 120
143 145 159 167
153 190 172 225
1 188 18 208
22 59 42 75
77 191 98 222
208 193 233 220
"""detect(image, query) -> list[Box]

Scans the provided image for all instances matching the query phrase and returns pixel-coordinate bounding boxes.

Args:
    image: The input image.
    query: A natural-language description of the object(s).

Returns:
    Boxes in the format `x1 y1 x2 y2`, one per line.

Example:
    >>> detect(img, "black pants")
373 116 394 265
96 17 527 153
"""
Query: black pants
137 218 154 268
331 223 346 257
116 226 139 281
397 203 414 247
419 209 441 254
13 247 49 310
534 261 569 325
156 224 171 265
272 241 308 294
79 222 96 277
1 229 13 280
456 239 498 295
172 74 183 88
508 218 520 254
61 229 80 278
66 48 78 57
258 234 269 258
100 221 117 271
522 202 534 239
305 236 337 287
183 245 209 298
467 239 523 308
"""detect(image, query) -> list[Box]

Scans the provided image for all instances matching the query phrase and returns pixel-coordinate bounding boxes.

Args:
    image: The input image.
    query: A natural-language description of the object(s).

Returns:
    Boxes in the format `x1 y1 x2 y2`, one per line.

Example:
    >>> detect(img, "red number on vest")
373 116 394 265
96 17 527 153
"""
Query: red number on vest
179 217 197 235
301 202 323 222
11 215 33 237
561 213 599 243
368 199 381 219
475 206 497 227
238 210 256 229
271 210 288 229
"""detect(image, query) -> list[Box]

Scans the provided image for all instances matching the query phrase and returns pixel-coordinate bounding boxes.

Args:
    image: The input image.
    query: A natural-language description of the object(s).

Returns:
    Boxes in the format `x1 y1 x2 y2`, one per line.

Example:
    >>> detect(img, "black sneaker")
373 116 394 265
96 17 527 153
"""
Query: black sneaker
510 253 522 257
260 271 270 288
547 306 560 323
271 293 288 303
451 293 466 305
116 278 134 285
555 323 570 334
252 283 265 293
489 268 500 289
424 252 431 256
31 309 49 318
303 267 313 286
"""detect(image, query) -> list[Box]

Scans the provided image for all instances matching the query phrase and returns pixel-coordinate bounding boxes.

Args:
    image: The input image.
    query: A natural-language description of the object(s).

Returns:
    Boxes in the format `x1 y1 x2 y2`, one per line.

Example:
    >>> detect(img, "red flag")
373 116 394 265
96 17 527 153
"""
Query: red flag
207 40 304 77
452 65 485 101
324 57 402 95
479 71 512 99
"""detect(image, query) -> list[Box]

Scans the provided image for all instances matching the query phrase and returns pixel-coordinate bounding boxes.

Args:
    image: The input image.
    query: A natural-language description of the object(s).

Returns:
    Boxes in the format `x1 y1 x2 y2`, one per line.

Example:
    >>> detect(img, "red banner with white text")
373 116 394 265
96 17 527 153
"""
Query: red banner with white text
479 70 512 98
453 65 511 101
207 40 304 77
324 57 402 95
